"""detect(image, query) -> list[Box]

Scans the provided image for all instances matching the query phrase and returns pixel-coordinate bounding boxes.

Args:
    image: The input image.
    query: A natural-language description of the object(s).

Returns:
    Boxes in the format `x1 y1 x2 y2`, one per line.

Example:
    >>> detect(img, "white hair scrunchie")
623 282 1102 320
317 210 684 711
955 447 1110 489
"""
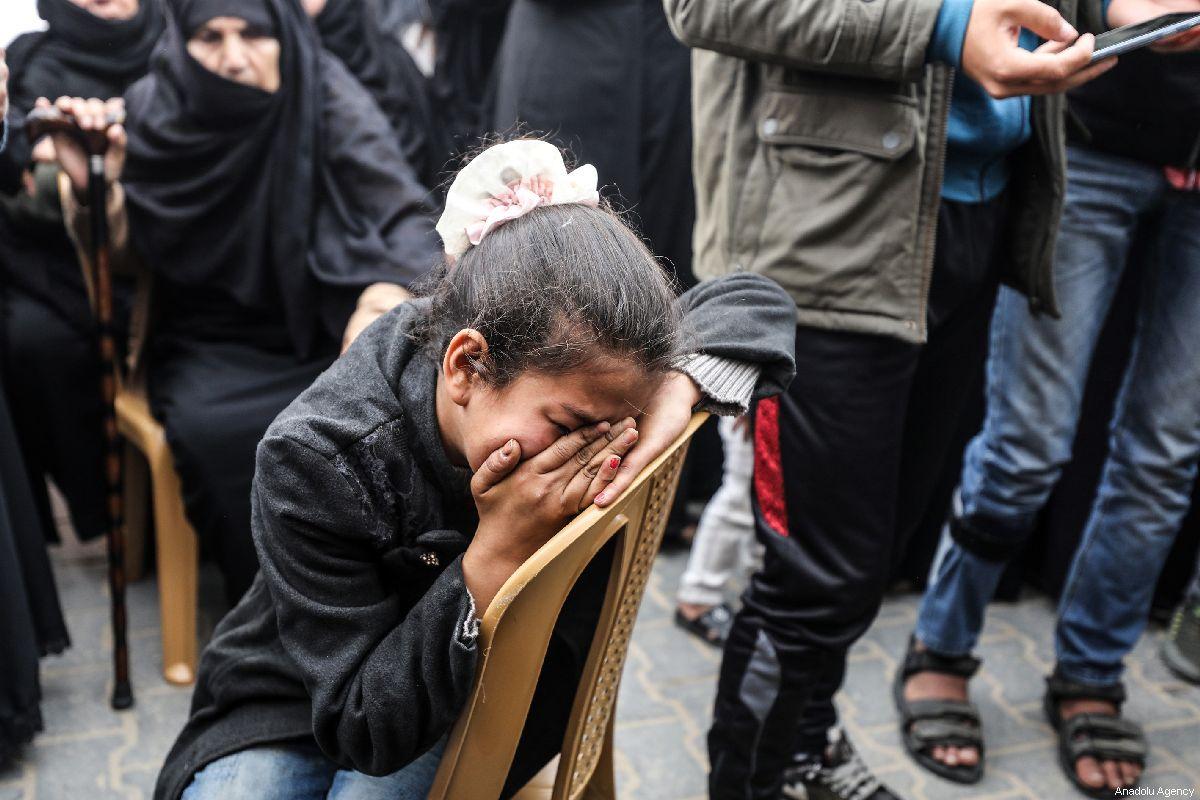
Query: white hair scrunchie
435 139 601 258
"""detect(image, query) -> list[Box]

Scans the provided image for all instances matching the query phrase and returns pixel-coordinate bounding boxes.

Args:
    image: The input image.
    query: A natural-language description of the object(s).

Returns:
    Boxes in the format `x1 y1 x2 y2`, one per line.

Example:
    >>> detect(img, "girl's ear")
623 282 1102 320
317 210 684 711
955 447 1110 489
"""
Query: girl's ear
441 329 490 407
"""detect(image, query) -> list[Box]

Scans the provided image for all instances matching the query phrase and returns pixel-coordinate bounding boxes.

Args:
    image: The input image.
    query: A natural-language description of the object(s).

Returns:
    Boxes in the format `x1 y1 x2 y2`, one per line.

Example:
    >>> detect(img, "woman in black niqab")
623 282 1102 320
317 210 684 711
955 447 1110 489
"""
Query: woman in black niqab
0 375 68 767
90 0 440 602
124 0 435 357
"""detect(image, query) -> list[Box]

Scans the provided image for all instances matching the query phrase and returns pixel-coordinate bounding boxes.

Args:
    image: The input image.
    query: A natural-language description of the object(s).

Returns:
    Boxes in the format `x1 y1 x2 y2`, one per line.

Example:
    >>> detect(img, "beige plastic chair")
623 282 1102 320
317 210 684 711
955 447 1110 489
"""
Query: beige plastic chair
117 384 199 686
429 412 709 800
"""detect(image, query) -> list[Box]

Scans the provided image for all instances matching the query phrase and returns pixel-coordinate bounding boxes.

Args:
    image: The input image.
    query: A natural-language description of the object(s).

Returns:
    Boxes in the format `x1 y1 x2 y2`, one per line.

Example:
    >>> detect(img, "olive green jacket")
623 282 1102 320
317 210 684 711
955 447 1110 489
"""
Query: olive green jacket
665 0 1104 342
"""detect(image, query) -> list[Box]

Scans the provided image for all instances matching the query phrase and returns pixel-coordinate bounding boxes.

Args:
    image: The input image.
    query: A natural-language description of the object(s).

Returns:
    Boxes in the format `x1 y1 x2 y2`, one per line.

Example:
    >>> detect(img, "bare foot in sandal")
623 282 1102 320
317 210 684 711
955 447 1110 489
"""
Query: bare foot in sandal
893 635 985 783
1058 698 1143 793
903 642 981 771
1043 672 1147 798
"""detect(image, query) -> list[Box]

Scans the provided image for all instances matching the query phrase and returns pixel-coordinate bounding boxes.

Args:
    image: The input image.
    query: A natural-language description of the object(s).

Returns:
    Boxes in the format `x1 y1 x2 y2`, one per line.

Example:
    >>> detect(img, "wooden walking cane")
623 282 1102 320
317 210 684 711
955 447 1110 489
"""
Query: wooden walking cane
26 106 134 710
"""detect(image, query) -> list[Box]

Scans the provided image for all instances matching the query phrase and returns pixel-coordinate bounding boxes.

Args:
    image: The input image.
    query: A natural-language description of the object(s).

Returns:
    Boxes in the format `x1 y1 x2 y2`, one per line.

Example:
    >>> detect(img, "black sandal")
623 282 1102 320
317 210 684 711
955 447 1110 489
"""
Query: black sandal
892 635 985 784
673 602 734 647
1043 670 1147 799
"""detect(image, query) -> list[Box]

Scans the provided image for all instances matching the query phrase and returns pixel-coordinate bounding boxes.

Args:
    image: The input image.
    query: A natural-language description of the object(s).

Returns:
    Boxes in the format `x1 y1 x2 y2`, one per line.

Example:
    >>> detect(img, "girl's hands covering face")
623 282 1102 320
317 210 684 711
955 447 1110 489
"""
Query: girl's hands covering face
463 418 639 612
471 418 638 542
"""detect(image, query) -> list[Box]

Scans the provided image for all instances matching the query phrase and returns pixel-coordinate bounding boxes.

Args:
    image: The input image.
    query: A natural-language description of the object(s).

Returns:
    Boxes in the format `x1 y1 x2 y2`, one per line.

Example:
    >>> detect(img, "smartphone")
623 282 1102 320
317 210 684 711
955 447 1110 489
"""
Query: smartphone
1090 12 1200 61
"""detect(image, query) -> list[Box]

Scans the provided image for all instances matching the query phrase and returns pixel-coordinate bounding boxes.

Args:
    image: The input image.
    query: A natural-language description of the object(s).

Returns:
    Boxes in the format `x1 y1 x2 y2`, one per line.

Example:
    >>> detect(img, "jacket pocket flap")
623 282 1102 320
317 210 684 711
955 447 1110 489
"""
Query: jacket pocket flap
758 89 917 160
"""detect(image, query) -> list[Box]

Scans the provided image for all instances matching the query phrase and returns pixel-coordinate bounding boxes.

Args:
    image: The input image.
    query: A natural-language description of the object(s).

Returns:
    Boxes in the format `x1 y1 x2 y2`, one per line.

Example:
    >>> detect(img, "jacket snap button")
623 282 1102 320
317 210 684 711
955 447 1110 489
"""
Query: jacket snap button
762 118 780 137
882 131 902 151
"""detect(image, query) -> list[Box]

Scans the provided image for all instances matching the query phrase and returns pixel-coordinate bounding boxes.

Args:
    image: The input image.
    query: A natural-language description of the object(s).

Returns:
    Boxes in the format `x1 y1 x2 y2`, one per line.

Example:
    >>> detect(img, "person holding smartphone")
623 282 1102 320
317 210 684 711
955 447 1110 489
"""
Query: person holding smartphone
900 32 1200 798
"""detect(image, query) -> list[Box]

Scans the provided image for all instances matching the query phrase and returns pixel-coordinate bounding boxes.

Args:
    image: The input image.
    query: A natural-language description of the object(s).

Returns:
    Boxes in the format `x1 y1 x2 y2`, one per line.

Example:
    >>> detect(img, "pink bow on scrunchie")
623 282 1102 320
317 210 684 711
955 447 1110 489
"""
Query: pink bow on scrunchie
465 176 558 248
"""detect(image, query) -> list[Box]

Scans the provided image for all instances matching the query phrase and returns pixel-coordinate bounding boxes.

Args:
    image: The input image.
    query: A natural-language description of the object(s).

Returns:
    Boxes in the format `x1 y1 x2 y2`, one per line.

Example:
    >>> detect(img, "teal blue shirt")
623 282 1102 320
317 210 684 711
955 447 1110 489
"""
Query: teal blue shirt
928 0 1038 203
928 0 1114 202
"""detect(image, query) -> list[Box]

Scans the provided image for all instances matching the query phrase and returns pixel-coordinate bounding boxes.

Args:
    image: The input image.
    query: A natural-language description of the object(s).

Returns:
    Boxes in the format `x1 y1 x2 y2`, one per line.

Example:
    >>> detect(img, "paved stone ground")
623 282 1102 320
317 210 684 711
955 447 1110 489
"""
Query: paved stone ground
2 541 1199 800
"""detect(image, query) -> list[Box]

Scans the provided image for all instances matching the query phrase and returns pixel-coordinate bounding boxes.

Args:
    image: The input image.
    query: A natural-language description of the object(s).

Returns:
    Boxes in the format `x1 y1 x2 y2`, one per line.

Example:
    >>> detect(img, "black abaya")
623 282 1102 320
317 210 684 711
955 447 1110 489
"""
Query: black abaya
148 335 332 601
0 0 161 543
0 369 70 768
1 286 115 544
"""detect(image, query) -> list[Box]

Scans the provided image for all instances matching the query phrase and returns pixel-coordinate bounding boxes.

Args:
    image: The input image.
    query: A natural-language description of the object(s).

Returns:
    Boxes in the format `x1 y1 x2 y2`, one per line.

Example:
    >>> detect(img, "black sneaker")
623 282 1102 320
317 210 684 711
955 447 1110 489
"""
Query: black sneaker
1162 602 1200 684
781 730 902 800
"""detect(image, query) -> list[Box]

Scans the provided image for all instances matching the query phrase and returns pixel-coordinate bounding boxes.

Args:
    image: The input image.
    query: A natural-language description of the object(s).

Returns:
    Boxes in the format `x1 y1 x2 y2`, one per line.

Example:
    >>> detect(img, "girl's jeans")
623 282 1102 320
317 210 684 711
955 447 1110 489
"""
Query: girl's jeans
916 145 1200 687
181 737 446 800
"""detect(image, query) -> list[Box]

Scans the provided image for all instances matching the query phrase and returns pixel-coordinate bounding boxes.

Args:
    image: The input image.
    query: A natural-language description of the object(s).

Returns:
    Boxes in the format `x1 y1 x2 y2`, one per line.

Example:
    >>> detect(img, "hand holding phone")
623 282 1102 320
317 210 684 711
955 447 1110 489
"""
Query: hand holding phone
960 0 1117 99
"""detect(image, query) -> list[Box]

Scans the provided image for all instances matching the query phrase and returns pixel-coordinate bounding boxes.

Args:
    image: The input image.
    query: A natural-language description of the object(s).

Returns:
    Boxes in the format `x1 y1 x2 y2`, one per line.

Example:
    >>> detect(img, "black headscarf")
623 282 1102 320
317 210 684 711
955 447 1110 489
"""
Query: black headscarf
122 0 439 358
313 0 442 188
178 0 274 33
1 0 164 185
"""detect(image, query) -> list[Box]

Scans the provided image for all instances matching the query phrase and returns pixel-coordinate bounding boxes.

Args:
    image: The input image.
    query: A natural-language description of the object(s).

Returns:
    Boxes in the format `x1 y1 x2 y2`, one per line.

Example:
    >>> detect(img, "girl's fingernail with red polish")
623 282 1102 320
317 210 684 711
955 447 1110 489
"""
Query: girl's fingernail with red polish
609 456 620 470
595 492 608 504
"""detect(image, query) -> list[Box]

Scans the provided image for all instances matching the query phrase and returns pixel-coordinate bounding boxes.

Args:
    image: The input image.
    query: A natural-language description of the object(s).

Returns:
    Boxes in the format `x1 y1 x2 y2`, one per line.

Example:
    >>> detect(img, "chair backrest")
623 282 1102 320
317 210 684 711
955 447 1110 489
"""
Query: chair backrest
427 412 709 800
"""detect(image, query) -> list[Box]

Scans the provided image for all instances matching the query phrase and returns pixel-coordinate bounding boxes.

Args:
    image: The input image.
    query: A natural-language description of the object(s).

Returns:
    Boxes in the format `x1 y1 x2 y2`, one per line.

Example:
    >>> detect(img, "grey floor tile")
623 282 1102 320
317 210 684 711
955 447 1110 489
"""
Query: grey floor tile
4 544 1199 800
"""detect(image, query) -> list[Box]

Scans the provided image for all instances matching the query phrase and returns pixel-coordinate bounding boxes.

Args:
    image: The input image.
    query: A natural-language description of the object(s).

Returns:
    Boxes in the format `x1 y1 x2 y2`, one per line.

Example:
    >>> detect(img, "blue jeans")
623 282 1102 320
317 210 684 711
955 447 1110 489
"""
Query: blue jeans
916 145 1200 686
180 737 446 800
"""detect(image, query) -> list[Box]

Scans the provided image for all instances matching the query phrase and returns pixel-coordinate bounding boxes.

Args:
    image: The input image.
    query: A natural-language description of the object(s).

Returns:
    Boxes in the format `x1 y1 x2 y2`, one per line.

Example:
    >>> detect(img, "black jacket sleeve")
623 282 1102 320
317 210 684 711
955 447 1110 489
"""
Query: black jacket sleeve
675 272 797 407
251 433 478 776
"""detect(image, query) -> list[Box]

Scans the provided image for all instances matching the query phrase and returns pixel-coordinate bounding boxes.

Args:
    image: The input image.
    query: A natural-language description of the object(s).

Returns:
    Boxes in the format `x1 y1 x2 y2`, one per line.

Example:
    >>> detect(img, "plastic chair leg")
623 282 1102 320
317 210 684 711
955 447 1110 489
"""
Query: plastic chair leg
149 452 198 685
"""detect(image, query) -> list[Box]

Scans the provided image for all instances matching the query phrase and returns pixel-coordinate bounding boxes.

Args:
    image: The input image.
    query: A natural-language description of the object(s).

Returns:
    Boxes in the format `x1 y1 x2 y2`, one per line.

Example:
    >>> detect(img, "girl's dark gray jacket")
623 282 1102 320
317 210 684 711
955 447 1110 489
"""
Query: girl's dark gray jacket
153 273 797 800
